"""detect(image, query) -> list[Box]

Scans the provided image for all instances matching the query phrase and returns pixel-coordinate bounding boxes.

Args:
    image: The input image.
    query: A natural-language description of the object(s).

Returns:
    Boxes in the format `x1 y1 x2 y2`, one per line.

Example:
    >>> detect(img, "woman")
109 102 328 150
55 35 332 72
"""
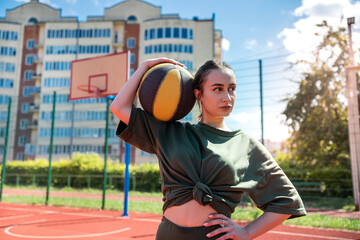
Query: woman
110 58 306 240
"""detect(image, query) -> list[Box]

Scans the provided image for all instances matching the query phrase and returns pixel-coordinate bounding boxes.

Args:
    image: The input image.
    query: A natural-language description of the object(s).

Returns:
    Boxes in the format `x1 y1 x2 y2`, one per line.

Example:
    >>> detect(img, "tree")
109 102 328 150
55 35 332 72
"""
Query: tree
282 21 351 169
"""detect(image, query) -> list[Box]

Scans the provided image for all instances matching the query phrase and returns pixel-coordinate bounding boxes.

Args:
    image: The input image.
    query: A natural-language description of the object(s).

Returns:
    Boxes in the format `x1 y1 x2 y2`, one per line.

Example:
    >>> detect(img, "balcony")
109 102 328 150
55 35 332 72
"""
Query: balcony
29 86 41 96
35 41 44 49
31 73 42 80
34 56 43 64
112 39 124 48
28 120 38 129
24 144 36 155
29 103 40 112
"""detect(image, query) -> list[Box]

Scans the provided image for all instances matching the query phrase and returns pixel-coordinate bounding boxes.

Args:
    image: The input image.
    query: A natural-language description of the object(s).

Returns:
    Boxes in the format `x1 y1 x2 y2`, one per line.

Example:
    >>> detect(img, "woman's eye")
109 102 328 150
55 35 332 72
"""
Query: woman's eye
214 87 222 92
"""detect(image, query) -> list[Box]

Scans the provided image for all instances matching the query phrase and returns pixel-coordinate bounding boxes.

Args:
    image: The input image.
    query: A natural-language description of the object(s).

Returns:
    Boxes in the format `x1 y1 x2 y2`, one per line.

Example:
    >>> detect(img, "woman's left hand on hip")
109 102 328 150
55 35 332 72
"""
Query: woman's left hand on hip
204 213 250 240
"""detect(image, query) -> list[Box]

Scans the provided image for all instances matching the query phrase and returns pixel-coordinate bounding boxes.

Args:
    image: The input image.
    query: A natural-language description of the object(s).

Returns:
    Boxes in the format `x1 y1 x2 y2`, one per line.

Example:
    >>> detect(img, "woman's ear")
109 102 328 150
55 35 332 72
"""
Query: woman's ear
194 89 200 101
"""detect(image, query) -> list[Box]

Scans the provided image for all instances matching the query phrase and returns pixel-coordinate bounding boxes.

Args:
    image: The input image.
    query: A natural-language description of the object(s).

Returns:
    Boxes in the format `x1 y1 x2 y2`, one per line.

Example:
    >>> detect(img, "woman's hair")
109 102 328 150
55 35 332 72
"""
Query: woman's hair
193 59 233 120
193 59 233 90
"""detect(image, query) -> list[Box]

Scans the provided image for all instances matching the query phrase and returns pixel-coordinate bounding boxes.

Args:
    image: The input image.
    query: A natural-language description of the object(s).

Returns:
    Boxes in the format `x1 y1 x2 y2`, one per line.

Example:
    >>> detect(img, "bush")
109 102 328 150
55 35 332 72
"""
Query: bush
4 153 161 192
276 152 352 198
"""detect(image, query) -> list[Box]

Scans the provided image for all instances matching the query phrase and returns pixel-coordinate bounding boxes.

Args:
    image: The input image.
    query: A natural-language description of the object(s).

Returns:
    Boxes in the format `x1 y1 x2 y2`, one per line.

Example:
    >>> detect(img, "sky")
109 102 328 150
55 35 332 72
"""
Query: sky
1 0 360 143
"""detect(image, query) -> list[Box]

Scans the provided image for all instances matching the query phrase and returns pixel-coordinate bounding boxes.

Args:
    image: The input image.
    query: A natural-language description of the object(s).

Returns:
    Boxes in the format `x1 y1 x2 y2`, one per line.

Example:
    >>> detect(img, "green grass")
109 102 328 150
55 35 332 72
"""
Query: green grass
2 185 359 231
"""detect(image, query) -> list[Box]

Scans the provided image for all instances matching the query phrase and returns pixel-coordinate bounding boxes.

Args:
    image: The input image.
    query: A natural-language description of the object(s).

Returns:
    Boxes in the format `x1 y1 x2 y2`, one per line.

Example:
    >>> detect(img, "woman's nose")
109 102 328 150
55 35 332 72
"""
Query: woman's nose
222 91 231 102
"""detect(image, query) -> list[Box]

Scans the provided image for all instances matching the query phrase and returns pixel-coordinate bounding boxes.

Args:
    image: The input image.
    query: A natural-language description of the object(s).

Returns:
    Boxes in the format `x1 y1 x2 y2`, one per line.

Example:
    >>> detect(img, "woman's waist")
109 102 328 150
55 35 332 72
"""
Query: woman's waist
164 199 218 227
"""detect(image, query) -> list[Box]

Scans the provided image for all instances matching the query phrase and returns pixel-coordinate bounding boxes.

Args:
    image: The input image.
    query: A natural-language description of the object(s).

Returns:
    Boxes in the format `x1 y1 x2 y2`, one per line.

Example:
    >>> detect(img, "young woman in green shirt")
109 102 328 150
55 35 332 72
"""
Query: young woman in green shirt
110 58 306 240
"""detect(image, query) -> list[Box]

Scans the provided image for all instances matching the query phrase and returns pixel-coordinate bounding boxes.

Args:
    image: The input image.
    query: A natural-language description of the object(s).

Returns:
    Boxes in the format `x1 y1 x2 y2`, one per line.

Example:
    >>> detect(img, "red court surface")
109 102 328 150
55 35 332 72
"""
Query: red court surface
0 203 359 240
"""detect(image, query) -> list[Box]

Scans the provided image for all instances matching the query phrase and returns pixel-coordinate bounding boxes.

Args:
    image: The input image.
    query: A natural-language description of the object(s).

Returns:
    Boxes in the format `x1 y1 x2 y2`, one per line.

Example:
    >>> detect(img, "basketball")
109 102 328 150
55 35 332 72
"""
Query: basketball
138 63 195 121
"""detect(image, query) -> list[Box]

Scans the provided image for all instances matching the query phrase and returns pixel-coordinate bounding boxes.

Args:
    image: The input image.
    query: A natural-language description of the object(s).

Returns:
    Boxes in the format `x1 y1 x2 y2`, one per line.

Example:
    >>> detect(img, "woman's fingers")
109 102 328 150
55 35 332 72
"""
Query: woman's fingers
145 58 185 69
203 213 228 227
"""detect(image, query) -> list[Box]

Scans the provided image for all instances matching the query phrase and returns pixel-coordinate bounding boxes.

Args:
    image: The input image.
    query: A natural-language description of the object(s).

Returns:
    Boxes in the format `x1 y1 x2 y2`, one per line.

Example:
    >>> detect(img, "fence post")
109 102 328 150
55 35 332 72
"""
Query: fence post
46 91 56 206
16 175 19 187
67 175 71 188
132 175 136 191
32 174 36 185
87 175 91 188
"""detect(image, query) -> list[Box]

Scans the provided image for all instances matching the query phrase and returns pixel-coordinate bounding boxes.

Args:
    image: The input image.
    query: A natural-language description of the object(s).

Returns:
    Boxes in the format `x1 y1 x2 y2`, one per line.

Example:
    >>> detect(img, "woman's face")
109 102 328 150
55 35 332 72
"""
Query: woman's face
195 68 237 121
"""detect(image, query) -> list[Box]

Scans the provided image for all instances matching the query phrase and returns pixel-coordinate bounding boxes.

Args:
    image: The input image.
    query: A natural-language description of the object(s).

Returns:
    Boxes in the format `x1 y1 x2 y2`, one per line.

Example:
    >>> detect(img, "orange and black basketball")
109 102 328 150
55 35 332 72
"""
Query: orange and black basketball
138 63 195 121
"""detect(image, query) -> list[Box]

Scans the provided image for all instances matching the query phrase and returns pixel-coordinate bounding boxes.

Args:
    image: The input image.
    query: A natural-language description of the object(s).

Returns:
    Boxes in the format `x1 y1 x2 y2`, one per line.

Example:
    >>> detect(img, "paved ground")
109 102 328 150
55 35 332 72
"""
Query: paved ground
0 202 359 240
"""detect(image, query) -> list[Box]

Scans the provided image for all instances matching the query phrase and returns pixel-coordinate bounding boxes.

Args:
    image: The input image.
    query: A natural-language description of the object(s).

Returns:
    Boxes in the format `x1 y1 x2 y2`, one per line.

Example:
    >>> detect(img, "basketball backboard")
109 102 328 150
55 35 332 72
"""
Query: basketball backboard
70 51 129 100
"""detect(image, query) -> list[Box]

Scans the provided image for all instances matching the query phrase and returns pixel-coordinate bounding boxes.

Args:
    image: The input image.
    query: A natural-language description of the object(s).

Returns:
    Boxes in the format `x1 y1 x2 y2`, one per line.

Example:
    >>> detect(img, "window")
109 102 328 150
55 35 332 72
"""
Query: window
0 78 13 88
25 55 33 65
130 53 135 64
127 38 135 48
173 28 180 38
16 152 24 161
18 136 26 147
165 28 171 38
24 70 32 81
157 28 163 38
150 29 155 39
127 15 137 21
182 28 188 39
28 18 38 24
21 103 29 113
114 31 118 43
20 119 28 130
27 39 34 49
23 87 31 97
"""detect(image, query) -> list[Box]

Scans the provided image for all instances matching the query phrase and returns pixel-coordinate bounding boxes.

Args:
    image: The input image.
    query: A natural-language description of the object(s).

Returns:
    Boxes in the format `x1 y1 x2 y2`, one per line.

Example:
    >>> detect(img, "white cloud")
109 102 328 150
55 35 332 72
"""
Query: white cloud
222 38 230 51
267 41 274 48
245 39 257 50
278 0 360 64
294 0 345 18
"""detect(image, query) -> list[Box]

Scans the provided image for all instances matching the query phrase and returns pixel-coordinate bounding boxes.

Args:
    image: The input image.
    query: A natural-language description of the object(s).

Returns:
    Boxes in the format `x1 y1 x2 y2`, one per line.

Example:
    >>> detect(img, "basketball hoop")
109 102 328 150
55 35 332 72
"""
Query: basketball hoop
77 84 103 99
70 51 129 101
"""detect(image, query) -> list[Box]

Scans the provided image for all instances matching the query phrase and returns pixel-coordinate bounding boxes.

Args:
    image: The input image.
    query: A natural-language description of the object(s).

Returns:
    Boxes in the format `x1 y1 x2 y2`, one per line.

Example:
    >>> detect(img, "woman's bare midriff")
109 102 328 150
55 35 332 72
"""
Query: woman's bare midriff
164 199 218 227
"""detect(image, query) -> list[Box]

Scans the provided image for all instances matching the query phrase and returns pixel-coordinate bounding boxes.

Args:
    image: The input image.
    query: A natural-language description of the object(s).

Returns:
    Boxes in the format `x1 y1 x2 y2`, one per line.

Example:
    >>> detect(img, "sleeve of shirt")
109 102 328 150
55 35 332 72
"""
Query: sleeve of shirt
247 137 307 219
116 105 161 154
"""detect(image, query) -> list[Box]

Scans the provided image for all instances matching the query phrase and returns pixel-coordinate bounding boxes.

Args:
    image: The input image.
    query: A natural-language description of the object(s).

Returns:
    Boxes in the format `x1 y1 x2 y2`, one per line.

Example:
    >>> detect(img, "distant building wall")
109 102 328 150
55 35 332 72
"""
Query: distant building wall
0 0 221 164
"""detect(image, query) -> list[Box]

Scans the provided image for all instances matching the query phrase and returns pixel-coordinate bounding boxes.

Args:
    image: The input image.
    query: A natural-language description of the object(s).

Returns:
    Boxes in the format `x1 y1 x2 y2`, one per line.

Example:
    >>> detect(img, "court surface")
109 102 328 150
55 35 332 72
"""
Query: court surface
0 202 359 240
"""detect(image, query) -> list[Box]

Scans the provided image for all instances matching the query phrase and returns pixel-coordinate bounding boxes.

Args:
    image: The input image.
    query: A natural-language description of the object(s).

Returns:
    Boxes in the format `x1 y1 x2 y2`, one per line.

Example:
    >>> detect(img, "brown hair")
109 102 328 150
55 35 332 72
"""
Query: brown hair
193 59 233 120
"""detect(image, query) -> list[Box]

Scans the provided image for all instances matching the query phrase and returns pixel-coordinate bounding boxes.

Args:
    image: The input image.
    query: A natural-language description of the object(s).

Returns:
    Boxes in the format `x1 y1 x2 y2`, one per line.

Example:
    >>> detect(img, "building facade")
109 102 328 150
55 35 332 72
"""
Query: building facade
0 0 222 163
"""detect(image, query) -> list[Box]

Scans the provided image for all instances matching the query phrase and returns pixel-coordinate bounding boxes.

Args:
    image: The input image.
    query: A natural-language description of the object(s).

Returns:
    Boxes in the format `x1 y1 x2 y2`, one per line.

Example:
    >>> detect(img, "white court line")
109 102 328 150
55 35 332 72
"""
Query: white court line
0 206 56 214
269 230 356 240
1 205 357 240
0 214 39 221
5 225 131 239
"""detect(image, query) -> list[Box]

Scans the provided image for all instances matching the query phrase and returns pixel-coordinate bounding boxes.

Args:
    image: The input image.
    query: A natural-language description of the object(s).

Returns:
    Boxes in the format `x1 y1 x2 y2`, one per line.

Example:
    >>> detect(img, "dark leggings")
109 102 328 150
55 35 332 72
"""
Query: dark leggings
155 216 226 240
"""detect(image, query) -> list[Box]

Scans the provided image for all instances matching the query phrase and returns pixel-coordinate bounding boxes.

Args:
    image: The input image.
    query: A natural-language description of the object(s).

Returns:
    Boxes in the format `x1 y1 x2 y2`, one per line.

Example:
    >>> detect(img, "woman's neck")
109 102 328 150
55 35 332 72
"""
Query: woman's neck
200 118 230 131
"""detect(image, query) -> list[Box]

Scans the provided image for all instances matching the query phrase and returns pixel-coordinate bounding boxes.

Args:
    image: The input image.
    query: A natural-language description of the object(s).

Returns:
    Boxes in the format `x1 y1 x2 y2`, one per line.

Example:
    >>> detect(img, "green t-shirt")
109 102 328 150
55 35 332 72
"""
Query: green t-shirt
116 106 306 218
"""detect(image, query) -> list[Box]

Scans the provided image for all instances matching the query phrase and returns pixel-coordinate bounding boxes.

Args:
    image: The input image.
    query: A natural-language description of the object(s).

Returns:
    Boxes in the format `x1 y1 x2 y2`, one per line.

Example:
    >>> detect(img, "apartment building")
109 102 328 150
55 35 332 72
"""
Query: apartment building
0 0 222 163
